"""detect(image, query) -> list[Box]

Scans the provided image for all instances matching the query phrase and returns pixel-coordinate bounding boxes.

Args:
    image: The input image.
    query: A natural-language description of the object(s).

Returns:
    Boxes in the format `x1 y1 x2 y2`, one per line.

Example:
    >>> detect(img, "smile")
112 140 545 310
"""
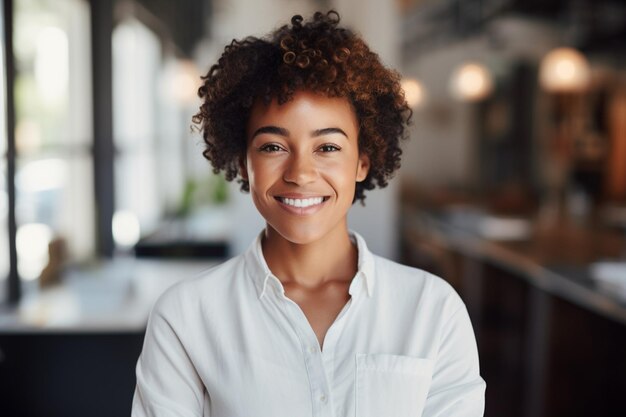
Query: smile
275 196 328 208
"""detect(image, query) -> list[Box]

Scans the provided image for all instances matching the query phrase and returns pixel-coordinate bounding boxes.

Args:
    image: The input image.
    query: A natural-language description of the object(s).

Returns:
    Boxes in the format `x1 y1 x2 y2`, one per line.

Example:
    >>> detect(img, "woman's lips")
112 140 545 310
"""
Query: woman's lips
274 195 329 215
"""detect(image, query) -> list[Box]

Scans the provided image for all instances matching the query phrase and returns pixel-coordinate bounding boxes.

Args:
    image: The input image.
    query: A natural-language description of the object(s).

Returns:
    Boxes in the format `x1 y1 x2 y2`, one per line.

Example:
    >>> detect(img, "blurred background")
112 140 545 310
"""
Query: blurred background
1 0 625 416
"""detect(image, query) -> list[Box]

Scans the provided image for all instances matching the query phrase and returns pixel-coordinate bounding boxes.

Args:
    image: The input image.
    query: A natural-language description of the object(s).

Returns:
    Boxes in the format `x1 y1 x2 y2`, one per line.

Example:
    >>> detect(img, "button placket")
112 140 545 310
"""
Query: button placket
321 295 356 389
280 297 333 416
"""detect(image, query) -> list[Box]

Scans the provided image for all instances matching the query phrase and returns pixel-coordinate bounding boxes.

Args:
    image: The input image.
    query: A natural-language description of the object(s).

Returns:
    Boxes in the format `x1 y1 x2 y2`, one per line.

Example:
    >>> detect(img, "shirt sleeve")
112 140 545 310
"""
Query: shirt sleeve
132 291 206 417
422 303 486 416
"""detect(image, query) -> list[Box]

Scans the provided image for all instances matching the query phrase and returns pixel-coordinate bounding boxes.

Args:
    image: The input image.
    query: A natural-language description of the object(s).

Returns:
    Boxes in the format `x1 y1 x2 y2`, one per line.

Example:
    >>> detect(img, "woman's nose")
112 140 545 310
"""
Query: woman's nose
283 153 318 185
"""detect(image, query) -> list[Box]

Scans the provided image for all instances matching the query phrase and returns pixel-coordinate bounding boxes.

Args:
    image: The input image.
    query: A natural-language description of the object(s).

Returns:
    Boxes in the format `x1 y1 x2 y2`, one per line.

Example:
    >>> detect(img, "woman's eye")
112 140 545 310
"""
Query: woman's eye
319 144 340 153
259 144 283 153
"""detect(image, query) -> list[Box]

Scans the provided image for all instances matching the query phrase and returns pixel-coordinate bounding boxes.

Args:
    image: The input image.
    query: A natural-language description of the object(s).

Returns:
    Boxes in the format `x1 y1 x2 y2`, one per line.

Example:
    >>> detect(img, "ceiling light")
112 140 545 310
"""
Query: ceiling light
450 62 494 102
539 47 590 93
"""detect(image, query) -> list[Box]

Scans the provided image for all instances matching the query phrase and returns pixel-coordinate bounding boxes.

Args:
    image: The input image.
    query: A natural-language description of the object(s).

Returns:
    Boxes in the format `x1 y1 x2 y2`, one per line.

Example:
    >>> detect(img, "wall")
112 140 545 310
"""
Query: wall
399 17 564 189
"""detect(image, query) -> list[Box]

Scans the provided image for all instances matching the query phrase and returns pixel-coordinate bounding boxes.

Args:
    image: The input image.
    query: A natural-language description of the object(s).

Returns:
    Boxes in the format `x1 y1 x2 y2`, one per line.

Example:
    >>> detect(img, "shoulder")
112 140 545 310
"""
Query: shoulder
372 254 465 314
149 254 246 321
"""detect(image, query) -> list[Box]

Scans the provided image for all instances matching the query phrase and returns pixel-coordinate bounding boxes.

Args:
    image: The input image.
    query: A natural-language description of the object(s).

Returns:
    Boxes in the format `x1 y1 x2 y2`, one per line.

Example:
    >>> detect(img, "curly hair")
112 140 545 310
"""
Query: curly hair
192 10 411 204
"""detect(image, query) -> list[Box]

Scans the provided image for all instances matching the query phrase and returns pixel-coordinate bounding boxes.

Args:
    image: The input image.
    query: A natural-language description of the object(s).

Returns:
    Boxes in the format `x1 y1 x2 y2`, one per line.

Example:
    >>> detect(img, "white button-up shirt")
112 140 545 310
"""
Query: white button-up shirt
132 232 485 417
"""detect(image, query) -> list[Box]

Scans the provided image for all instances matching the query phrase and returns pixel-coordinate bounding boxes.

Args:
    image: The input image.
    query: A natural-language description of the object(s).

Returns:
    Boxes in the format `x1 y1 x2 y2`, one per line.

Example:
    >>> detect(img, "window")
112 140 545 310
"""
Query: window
2 0 210 304
112 15 207 250
12 0 94 282
112 18 178 246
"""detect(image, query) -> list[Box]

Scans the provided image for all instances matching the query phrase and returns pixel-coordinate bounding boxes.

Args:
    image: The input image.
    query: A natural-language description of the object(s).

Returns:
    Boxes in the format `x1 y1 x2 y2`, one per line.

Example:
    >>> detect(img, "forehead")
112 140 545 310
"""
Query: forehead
247 90 358 131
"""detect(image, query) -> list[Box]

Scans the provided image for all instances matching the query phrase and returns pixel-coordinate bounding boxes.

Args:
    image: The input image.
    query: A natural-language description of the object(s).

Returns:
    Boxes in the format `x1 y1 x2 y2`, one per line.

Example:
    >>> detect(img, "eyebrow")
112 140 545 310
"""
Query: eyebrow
250 126 348 140
313 127 348 138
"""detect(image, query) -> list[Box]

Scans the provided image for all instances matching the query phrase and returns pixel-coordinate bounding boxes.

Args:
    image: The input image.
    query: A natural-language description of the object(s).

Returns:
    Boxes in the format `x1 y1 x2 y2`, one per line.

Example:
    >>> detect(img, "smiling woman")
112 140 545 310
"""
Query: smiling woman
192 11 409 205
132 11 486 417
245 91 369 246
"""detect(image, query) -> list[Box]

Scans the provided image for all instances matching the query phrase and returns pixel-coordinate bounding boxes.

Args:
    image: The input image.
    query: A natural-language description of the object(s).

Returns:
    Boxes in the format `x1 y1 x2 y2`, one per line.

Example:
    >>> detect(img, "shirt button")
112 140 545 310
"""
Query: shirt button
320 394 327 403
309 346 316 354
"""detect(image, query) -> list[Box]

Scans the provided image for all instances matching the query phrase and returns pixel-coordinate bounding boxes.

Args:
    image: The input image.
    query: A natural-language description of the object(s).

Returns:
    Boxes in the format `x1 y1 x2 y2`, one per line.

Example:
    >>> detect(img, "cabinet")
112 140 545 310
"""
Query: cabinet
0 332 145 417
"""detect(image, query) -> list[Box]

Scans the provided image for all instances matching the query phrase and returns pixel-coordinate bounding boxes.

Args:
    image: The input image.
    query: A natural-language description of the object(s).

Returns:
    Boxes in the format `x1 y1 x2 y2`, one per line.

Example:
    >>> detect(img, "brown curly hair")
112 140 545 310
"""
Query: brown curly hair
192 10 411 204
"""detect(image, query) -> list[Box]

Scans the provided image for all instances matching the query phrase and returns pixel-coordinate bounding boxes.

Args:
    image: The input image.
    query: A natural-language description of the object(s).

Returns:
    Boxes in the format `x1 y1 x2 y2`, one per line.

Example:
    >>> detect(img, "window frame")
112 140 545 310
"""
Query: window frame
1 0 115 305
3 0 19 304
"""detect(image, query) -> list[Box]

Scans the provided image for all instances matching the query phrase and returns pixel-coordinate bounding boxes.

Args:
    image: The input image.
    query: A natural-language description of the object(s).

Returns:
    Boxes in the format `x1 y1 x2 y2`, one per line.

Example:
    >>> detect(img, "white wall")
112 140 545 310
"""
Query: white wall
399 17 563 189
194 0 318 70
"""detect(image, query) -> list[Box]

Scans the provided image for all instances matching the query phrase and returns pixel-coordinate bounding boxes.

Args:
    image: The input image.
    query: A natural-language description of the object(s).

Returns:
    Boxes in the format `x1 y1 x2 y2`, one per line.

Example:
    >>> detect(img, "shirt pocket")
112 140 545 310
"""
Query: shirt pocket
355 353 433 417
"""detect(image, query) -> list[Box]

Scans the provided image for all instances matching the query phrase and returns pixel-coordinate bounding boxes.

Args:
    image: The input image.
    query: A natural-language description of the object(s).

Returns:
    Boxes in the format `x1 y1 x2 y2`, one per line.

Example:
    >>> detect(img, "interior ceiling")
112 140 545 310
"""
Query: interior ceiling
119 0 210 56
402 0 626 56
120 0 623 58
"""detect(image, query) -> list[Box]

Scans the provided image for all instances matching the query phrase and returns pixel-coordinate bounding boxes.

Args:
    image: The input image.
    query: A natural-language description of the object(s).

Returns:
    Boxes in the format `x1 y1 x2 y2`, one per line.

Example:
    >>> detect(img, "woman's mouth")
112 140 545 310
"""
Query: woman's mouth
275 196 327 208
274 196 330 214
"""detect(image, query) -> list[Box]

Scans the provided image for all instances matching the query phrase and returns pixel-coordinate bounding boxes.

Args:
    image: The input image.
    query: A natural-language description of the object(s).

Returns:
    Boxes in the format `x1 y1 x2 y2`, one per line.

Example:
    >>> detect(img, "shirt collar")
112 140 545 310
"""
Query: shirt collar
244 230 375 300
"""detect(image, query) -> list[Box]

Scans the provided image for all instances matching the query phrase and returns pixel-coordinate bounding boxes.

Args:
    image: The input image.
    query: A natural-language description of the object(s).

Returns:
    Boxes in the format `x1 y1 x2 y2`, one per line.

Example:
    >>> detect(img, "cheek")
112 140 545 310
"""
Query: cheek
322 158 360 193
247 166 272 214
246 153 263 183
247 157 280 192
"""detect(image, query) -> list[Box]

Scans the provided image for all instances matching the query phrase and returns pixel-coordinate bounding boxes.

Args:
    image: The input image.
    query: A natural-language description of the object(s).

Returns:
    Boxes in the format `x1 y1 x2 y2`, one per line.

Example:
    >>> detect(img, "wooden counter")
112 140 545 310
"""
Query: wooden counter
401 207 626 417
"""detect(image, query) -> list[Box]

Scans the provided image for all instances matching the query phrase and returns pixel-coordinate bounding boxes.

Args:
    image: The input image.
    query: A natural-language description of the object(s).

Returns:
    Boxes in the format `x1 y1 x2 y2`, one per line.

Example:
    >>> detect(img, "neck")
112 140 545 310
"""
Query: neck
261 225 358 290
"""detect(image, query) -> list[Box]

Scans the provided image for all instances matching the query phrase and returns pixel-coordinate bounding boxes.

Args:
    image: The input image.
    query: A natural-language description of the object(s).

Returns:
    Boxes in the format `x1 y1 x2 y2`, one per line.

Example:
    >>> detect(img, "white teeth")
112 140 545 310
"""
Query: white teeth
279 197 324 208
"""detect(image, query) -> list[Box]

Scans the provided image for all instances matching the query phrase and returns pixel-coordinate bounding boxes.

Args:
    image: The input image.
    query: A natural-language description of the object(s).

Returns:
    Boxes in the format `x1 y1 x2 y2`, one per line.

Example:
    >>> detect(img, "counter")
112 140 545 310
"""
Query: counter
0 258 217 333
401 205 626 417
404 207 626 325
0 258 217 417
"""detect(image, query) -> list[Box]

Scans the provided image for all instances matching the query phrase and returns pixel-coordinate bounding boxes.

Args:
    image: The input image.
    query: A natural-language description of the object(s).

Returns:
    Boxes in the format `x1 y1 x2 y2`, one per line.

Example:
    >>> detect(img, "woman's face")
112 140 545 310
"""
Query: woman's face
244 90 370 245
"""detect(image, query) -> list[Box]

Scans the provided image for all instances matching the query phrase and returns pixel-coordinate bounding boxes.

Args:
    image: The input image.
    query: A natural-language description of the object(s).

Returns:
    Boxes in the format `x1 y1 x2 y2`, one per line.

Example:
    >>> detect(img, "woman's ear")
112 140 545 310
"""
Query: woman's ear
356 153 370 182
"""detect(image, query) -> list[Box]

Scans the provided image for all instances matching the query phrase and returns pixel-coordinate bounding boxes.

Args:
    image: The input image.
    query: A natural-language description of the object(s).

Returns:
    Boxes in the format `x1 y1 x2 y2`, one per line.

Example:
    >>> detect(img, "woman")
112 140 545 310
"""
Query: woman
132 11 485 417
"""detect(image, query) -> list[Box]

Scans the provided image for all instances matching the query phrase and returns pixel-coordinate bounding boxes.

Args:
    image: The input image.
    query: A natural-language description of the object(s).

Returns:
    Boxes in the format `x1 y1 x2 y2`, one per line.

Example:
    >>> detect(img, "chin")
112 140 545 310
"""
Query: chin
267 222 329 246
